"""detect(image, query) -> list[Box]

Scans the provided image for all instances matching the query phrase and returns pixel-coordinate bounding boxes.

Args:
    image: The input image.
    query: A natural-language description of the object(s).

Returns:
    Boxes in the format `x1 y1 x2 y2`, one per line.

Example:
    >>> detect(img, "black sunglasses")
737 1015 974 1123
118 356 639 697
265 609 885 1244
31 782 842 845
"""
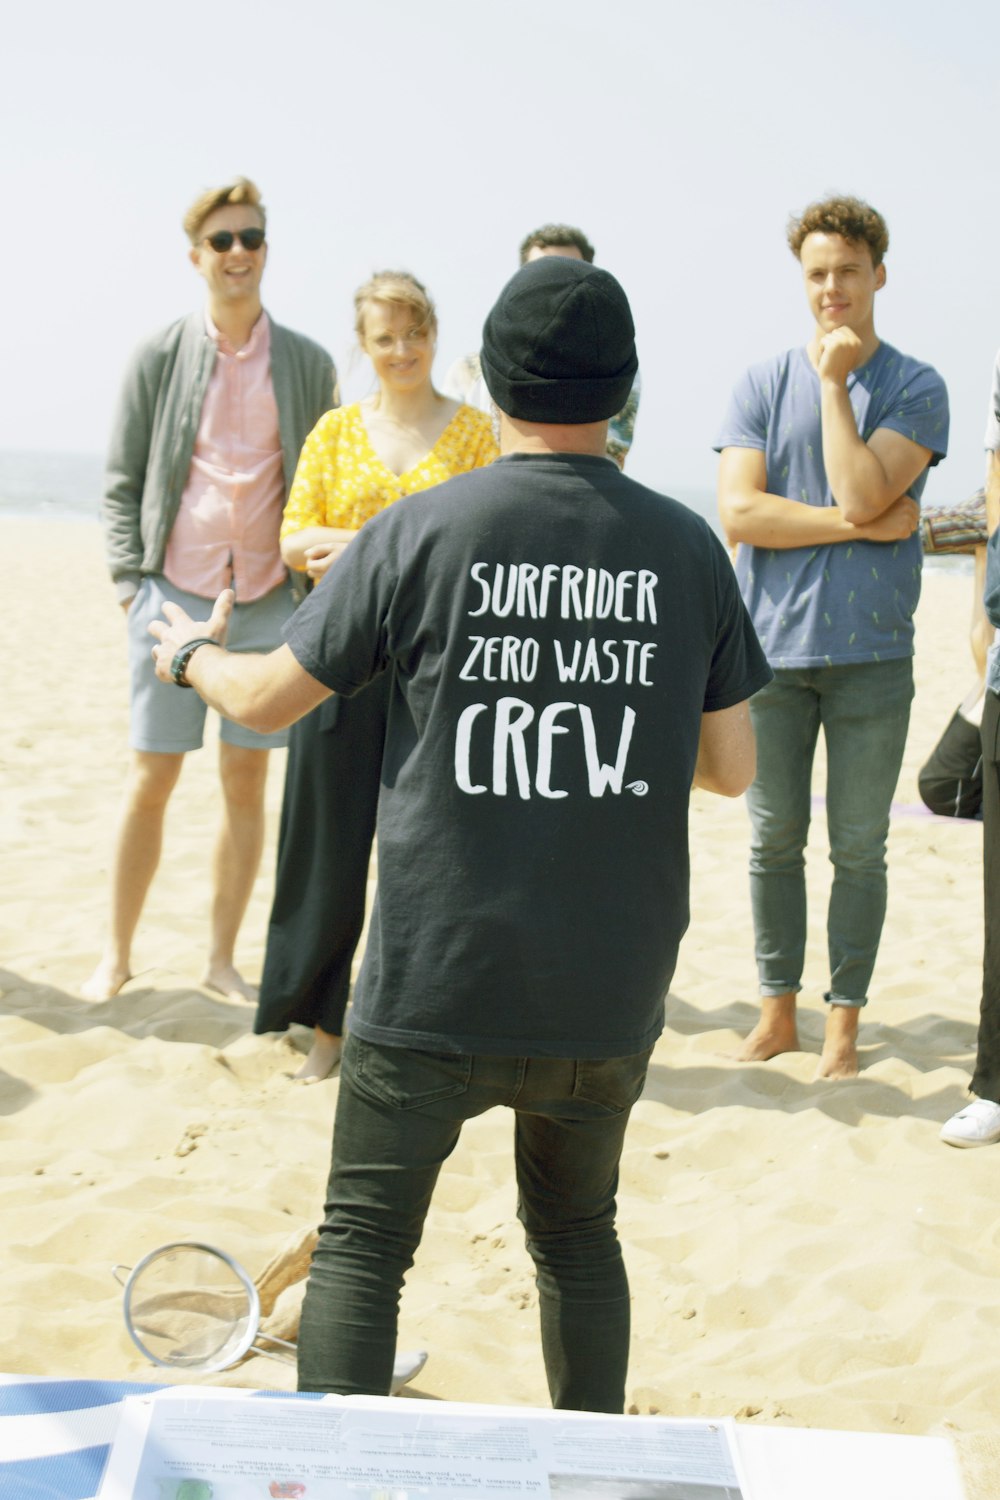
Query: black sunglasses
203 228 266 253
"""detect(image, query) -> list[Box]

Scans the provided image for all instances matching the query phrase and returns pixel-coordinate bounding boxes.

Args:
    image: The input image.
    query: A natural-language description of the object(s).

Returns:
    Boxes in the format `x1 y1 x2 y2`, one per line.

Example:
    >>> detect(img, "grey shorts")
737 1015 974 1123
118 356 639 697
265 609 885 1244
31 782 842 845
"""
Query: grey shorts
128 574 295 753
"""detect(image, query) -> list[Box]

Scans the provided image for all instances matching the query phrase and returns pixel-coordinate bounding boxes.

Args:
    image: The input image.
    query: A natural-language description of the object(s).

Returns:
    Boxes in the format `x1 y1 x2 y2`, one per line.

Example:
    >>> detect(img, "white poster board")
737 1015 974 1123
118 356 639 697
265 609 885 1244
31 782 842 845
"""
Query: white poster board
97 1389 750 1499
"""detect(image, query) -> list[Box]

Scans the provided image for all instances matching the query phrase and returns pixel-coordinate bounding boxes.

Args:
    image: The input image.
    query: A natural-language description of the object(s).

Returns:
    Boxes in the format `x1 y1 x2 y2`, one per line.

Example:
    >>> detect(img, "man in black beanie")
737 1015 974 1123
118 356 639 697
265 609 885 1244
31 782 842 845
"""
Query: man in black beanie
148 256 770 1411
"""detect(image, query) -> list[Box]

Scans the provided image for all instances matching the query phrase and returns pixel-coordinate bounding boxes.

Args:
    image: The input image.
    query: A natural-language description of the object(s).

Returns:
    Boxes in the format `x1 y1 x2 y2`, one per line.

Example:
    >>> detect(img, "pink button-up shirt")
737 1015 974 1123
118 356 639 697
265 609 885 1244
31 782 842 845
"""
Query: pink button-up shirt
163 311 288 601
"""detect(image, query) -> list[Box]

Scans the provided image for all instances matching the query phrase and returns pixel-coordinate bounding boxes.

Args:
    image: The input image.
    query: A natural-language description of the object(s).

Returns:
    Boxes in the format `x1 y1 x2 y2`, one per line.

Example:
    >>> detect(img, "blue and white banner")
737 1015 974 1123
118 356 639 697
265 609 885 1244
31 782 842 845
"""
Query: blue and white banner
0 1376 166 1500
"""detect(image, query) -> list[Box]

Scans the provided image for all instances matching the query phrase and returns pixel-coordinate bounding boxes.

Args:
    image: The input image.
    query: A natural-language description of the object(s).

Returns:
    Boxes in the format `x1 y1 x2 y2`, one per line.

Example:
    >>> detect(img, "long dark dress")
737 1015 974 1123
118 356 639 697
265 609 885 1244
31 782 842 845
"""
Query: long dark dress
253 673 390 1035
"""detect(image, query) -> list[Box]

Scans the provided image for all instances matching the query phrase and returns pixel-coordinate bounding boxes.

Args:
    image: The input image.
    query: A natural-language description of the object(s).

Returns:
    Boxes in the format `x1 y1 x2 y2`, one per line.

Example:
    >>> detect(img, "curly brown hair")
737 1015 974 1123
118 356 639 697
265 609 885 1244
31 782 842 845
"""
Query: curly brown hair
787 196 889 267
183 177 265 244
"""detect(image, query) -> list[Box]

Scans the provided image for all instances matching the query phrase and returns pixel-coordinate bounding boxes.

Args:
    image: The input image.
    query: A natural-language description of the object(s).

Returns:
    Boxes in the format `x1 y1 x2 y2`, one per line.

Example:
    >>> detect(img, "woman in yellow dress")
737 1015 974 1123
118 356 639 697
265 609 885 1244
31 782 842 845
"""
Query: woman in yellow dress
254 271 497 1078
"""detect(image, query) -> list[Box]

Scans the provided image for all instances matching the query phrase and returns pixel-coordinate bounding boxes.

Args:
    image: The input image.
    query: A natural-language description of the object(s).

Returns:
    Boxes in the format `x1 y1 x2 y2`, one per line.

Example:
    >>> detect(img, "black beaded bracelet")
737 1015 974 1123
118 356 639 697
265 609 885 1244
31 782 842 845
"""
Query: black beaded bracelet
170 637 220 688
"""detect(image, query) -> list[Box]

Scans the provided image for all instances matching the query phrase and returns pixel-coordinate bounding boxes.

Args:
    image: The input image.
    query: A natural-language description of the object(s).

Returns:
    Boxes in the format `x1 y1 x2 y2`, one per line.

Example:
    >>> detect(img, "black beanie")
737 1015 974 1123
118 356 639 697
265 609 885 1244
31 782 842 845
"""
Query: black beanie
480 257 638 424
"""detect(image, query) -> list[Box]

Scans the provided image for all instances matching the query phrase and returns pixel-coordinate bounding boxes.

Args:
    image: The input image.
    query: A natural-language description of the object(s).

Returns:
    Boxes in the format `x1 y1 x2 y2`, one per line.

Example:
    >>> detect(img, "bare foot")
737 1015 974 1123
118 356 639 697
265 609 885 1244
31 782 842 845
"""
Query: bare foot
816 1004 860 1080
736 993 800 1061
80 959 132 1001
293 1028 343 1082
202 963 259 1004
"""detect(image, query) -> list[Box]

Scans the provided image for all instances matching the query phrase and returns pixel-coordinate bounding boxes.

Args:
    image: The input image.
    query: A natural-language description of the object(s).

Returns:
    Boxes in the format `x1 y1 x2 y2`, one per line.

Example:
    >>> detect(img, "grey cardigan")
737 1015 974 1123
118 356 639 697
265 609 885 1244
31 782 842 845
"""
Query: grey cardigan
102 310 337 602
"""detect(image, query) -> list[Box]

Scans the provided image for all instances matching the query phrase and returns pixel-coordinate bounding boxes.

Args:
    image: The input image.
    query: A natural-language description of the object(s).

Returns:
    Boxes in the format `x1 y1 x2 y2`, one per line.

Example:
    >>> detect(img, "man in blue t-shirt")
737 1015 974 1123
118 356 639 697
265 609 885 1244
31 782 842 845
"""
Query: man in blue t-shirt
716 194 949 1079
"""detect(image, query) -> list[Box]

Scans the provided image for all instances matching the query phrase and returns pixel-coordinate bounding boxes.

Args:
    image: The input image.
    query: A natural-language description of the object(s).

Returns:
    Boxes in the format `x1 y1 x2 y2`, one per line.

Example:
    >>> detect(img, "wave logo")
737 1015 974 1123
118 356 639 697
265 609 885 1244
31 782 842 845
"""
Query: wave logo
625 780 649 797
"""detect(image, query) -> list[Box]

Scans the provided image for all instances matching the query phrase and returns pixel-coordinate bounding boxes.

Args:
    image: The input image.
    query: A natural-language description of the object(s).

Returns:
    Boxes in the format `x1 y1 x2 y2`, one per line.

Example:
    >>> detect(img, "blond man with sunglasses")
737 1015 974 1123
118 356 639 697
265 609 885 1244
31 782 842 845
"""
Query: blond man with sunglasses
83 177 336 1005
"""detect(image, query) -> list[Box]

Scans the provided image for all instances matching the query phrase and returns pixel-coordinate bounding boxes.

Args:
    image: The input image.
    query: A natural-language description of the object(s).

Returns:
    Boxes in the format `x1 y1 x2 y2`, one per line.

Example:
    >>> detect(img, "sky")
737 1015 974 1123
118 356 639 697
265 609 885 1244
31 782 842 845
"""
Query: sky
3 0 998 506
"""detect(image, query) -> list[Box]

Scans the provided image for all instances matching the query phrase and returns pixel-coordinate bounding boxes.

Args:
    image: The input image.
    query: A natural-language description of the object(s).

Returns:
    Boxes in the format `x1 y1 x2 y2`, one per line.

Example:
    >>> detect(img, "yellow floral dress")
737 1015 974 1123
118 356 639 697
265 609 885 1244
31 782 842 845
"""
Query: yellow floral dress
280 402 498 542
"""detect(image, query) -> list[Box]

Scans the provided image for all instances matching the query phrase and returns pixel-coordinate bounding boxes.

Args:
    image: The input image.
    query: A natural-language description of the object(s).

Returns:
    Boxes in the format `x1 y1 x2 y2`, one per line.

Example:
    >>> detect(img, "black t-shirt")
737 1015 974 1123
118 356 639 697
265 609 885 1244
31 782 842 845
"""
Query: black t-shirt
286 452 770 1058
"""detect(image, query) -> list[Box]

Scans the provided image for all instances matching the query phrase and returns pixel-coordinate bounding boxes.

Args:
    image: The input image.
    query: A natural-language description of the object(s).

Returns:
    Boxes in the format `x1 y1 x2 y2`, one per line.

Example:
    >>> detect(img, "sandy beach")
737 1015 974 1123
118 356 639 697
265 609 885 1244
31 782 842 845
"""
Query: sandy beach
0 517 994 1491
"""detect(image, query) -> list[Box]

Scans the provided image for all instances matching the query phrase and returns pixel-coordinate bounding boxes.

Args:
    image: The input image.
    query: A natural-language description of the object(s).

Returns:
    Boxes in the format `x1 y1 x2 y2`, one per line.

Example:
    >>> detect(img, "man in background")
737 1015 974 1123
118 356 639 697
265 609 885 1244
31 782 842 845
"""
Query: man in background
445 222 640 467
716 195 949 1079
83 176 336 1003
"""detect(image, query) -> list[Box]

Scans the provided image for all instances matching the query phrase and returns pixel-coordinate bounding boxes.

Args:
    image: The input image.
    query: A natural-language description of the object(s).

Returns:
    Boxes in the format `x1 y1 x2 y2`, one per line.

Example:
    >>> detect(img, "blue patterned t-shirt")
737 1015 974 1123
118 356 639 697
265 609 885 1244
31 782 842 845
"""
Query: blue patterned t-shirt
715 342 949 668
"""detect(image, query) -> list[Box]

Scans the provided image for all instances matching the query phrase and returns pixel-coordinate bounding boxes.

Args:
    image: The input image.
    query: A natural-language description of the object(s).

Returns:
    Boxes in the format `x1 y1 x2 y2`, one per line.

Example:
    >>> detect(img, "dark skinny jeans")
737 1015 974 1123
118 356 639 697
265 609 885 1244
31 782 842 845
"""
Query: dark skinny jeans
296 1034 652 1412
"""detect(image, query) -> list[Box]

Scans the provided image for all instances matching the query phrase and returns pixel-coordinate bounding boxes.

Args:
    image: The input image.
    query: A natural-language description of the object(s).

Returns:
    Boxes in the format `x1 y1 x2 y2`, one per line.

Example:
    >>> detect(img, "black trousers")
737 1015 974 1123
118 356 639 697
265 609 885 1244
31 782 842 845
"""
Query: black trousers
297 1037 652 1410
254 675 389 1037
972 689 1000 1100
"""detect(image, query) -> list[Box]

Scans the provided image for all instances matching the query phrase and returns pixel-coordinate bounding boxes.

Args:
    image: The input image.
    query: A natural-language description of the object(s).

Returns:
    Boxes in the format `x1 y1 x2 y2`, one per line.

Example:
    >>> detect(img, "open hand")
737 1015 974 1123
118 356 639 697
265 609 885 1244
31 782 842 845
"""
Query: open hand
148 589 234 683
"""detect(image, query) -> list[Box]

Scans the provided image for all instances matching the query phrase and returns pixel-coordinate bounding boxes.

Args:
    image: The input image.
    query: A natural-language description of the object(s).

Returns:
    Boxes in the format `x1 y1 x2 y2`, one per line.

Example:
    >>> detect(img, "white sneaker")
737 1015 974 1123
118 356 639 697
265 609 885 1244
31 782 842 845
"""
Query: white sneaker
390 1349 428 1394
940 1098 1000 1148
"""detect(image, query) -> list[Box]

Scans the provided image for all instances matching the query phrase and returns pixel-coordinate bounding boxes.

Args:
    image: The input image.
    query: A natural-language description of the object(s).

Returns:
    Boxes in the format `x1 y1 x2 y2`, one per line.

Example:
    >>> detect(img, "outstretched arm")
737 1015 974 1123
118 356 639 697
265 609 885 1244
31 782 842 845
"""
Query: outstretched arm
692 699 756 797
149 590 331 734
718 447 920 551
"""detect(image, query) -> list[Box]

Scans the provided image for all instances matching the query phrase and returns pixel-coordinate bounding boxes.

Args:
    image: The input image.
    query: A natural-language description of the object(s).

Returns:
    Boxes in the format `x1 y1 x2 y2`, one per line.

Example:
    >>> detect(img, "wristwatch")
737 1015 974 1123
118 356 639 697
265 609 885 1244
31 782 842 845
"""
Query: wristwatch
170 636 219 688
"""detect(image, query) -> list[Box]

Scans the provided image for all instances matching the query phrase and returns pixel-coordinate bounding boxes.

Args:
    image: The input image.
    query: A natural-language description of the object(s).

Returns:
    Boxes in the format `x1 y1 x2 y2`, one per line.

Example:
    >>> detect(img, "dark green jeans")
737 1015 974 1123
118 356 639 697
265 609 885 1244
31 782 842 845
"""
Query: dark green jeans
296 1033 653 1411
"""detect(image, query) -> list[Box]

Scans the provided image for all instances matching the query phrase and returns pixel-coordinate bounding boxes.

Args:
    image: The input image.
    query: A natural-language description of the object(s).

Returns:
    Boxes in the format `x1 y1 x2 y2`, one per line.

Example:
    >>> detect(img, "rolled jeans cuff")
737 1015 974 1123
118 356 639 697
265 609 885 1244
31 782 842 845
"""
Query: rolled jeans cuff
824 990 868 1009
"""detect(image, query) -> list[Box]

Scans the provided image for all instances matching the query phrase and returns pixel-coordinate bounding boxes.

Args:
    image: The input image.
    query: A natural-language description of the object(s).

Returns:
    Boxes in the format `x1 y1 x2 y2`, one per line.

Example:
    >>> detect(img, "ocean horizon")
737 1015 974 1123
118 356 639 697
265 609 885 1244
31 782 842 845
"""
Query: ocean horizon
0 448 723 533
0 450 104 523
0 453 971 575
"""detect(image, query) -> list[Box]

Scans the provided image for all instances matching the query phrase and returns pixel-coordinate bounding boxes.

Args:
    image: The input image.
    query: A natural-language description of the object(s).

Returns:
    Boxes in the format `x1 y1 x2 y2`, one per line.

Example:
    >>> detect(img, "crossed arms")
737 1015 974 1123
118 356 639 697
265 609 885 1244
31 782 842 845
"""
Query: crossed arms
719 431 931 551
719 331 934 551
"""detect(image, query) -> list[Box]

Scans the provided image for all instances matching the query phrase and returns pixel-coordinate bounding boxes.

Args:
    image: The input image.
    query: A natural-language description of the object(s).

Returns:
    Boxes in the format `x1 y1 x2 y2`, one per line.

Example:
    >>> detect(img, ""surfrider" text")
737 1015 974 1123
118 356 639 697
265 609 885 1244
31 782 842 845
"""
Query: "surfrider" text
467 563 659 623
